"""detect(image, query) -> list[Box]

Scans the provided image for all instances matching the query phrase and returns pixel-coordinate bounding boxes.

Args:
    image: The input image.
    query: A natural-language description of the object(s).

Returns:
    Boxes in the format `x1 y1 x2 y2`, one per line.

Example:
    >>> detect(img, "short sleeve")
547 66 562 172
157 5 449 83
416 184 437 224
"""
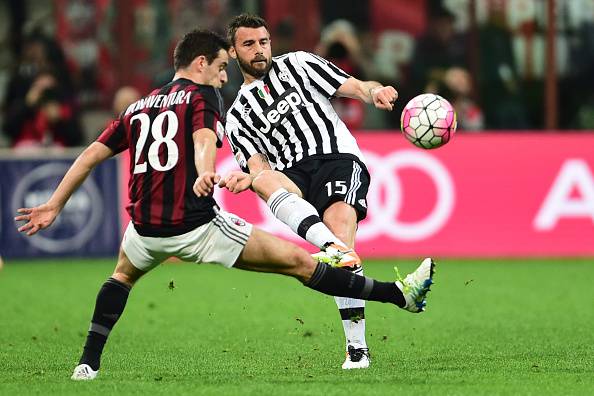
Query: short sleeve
191 87 225 147
294 51 351 98
96 118 128 154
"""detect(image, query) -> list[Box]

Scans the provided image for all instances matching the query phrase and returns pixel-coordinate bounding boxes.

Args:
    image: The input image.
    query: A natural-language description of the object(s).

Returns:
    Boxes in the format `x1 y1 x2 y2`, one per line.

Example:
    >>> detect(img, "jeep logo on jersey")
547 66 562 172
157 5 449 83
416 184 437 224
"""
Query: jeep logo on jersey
256 87 306 133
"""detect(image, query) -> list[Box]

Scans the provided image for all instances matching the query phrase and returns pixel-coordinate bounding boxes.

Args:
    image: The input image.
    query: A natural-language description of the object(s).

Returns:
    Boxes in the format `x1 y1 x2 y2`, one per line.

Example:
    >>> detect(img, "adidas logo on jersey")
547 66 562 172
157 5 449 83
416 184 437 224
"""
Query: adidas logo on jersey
241 104 252 120
257 87 306 133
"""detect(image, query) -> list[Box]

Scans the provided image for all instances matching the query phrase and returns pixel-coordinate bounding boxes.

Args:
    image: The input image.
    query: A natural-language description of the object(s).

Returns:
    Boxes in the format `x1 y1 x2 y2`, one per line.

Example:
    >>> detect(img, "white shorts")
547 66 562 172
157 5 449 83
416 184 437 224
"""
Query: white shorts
121 210 253 272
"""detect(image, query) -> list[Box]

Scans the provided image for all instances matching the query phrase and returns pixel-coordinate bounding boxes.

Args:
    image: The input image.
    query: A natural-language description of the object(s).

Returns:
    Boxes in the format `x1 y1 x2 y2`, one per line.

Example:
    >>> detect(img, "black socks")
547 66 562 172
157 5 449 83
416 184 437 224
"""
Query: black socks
305 263 406 307
79 277 131 371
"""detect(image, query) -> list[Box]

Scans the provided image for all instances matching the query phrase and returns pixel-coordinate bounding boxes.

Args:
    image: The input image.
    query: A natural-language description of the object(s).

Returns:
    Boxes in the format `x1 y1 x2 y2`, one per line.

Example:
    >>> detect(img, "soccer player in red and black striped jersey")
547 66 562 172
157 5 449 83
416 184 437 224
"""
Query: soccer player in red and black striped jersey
15 29 434 381
99 59 226 237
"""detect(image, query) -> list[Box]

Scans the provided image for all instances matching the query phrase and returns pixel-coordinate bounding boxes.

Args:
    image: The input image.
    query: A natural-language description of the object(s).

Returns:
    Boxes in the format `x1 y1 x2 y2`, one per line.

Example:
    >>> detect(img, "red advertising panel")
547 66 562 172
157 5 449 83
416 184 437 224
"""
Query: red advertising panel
119 133 594 257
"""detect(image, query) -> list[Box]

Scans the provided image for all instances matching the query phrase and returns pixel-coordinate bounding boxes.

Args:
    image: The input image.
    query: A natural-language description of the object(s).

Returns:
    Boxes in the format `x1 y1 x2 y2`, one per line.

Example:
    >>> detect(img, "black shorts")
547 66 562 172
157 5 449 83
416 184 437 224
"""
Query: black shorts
281 155 370 221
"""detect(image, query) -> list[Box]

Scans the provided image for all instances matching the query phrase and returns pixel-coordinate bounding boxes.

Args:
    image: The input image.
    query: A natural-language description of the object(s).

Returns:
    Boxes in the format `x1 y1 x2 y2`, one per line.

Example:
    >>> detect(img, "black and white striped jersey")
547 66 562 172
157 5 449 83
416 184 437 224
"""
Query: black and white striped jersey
225 51 365 172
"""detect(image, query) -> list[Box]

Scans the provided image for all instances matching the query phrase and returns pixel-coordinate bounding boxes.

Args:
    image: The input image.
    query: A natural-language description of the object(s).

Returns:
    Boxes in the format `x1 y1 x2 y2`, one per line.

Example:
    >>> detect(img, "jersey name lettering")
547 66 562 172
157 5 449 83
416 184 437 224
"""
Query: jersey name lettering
124 90 192 115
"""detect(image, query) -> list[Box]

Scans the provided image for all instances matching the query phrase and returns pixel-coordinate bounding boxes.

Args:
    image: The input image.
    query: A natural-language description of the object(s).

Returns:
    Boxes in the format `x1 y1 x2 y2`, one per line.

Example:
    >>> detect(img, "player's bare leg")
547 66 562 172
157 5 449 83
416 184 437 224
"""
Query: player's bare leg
323 201 369 369
323 202 358 248
251 169 302 199
111 248 147 286
72 249 147 380
249 171 358 266
233 227 417 312
234 227 315 280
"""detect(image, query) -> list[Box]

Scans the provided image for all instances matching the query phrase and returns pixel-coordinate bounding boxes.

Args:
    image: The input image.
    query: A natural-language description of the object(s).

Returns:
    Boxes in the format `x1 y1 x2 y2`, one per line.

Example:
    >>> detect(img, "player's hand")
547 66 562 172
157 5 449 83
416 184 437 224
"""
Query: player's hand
218 171 253 194
371 86 398 111
14 204 60 236
193 171 221 197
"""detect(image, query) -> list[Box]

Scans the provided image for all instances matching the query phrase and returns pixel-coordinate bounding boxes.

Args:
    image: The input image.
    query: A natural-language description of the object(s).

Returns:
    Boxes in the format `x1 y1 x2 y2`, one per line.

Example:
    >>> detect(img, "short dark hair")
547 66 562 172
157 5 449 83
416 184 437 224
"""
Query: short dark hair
227 14 269 45
173 29 230 71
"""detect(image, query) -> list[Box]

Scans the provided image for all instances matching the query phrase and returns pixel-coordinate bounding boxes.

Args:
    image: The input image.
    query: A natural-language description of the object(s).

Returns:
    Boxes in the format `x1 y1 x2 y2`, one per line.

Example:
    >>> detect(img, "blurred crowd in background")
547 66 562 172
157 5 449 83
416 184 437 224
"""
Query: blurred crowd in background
1 0 594 150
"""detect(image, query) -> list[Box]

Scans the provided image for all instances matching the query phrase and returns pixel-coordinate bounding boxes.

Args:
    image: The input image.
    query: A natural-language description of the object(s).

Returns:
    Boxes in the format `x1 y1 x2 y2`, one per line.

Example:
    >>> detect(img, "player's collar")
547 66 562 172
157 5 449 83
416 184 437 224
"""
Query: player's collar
241 77 265 90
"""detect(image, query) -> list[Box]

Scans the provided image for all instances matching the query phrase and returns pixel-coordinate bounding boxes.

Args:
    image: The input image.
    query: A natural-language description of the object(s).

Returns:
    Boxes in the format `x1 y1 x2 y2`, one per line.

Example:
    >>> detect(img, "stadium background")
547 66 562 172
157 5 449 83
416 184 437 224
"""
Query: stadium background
1 0 593 259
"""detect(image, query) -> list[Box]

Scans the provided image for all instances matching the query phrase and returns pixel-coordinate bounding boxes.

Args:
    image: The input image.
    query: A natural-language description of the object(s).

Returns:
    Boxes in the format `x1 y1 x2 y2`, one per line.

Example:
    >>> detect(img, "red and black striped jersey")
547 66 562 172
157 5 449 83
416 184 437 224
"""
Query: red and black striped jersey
97 78 225 237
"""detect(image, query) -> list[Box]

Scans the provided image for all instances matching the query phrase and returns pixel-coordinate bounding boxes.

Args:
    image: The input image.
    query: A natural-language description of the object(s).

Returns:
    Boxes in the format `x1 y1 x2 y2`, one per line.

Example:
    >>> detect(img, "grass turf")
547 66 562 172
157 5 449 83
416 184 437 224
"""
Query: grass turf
0 258 593 395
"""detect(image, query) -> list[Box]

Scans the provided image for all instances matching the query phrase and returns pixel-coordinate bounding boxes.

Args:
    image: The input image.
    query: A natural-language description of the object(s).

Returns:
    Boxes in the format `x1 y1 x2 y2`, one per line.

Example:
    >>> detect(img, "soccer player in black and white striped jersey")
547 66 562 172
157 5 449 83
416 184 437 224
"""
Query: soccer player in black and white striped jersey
220 14 433 369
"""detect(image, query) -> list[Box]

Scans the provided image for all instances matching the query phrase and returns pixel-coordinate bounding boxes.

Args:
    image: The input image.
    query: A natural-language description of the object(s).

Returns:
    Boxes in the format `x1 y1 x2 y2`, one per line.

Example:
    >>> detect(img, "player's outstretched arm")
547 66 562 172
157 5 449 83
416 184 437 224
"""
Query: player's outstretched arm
219 169 302 200
336 77 398 111
220 154 302 201
192 128 221 197
15 142 113 236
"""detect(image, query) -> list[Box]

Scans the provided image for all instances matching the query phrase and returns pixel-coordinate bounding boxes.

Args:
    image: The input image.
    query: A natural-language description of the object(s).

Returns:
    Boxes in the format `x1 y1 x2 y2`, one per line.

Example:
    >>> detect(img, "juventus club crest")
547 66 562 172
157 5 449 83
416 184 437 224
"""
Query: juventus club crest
278 69 290 82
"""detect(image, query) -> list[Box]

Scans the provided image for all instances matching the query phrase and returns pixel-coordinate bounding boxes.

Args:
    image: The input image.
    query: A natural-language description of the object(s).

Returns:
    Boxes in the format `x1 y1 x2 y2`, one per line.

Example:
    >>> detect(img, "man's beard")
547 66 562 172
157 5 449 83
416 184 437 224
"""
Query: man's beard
237 55 272 79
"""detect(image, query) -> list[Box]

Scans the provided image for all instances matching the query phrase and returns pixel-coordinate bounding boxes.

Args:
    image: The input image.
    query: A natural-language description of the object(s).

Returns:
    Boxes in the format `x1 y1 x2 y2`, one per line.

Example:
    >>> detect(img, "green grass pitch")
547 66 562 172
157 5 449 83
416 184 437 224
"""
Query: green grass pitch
1 258 593 395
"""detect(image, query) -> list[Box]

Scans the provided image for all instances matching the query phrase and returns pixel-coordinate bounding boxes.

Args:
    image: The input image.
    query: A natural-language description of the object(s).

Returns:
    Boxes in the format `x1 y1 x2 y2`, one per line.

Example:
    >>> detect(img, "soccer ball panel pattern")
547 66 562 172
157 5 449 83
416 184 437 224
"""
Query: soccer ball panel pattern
400 94 457 149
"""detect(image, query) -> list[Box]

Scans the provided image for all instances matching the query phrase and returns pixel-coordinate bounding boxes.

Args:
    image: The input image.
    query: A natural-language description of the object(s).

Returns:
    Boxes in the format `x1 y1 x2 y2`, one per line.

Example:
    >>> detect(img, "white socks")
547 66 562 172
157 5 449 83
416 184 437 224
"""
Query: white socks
336 266 367 349
267 188 345 248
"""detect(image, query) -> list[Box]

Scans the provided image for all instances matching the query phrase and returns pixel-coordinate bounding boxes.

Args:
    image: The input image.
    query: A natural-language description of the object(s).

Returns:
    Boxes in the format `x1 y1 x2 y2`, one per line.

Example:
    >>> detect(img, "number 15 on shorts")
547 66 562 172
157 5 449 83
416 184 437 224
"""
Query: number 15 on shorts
325 181 347 196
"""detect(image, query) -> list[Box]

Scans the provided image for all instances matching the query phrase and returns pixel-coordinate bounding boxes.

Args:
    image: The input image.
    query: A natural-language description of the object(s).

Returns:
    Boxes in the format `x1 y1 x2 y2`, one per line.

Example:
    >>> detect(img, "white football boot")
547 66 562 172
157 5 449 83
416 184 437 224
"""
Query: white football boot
342 344 370 369
71 364 98 380
311 243 361 269
395 258 436 313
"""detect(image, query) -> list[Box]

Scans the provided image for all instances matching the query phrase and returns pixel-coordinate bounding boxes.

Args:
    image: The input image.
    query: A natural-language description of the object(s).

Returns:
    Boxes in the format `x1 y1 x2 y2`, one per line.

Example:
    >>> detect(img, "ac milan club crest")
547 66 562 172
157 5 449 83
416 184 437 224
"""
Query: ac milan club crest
230 217 246 227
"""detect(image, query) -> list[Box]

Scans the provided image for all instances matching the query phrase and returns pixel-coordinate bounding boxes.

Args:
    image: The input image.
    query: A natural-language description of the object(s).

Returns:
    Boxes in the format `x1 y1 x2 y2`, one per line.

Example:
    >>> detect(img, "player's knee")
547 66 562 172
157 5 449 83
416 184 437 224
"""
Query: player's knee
288 247 317 283
251 170 277 198
111 271 142 288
